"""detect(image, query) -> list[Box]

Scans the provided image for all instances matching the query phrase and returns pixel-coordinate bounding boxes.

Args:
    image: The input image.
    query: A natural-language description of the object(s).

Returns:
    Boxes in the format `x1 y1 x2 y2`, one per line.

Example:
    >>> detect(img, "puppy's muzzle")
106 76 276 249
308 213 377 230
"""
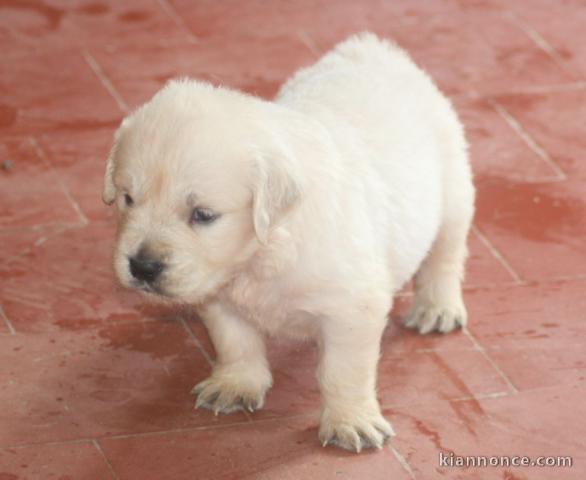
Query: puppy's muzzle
129 250 165 285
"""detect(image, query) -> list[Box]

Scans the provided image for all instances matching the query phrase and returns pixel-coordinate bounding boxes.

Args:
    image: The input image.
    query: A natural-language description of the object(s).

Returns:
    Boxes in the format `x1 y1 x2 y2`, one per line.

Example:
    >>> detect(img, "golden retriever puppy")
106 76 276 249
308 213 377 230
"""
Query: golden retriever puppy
103 33 475 452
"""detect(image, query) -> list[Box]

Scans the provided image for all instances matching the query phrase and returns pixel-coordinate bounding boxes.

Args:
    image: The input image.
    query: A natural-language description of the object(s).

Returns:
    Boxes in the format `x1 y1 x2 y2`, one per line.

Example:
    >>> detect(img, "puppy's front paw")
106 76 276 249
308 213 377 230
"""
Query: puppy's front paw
319 407 395 453
404 301 467 334
192 366 271 415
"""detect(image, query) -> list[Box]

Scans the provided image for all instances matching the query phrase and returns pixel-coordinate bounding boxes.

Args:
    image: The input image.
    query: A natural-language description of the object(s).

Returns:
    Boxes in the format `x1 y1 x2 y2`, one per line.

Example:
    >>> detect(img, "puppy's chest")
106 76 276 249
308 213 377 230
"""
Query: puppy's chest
223 275 319 339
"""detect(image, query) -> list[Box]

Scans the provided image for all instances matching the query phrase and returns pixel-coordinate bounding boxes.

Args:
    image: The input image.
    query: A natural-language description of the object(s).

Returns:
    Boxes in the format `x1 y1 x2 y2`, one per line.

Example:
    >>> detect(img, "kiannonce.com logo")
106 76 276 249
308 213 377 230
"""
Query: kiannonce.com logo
439 452 573 468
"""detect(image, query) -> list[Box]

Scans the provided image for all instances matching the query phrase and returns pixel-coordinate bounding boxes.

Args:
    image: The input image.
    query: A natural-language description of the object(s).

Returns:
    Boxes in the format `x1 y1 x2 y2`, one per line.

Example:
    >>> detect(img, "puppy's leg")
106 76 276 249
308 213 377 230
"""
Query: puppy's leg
318 306 394 452
192 301 272 414
404 164 475 334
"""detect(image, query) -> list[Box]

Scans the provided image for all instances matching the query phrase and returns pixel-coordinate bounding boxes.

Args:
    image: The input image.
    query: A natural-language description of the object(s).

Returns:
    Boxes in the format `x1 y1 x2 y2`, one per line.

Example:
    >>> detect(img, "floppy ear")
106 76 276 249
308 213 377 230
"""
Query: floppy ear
102 144 117 205
252 150 302 245
102 119 129 205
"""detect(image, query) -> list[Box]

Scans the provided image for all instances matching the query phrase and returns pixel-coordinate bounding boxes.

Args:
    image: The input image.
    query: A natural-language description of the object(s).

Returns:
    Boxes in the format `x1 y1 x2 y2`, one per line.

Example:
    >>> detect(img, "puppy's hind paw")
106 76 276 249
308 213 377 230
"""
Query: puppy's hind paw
404 303 467 335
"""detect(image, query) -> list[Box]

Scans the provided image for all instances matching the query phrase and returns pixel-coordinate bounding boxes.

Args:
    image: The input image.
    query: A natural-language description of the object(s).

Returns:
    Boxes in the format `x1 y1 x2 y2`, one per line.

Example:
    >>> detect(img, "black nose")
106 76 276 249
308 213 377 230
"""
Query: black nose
129 253 165 284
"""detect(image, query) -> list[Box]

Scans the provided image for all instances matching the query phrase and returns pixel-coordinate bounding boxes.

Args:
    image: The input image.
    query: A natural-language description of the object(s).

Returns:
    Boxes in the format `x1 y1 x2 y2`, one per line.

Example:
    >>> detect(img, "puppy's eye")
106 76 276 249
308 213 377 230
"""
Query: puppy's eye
124 193 134 207
190 207 219 225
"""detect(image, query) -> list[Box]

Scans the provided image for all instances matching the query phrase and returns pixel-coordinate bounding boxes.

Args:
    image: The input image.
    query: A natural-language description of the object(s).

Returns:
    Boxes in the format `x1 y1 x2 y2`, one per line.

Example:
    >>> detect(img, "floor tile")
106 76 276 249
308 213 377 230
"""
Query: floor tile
391 9 573 97
0 138 83 228
465 229 517 287
100 414 412 480
487 346 586 391
387 383 586 479
454 98 561 182
90 32 316 107
475 176 586 280
0 303 12 335
171 1 572 97
0 224 151 332
458 279 586 393
510 0 586 78
467 278 586 350
0 441 114 480
1 0 586 477
37 128 117 223
0 0 193 53
465 279 586 397
187 308 506 420
0 48 122 136
0 320 243 447
376 346 510 408
494 89 586 181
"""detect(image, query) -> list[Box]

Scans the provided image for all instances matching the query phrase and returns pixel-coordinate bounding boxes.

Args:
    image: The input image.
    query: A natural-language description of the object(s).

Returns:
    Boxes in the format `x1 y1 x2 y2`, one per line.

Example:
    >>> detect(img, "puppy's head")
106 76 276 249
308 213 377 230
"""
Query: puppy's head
103 80 303 302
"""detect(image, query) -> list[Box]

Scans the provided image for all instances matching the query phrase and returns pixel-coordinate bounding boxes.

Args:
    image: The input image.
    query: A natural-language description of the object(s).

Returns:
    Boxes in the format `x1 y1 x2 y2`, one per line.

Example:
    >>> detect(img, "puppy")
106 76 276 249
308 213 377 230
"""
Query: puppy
103 33 475 452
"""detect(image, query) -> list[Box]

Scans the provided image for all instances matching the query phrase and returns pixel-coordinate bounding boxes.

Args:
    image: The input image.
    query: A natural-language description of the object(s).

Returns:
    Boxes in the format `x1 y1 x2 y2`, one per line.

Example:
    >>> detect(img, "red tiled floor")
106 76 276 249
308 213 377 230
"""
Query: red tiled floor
99 415 413 480
0 48 122 136
2 0 586 479
36 128 118 223
0 441 114 480
454 98 562 182
494 89 586 181
391 9 576 97
0 320 245 447
0 138 84 228
467 278 586 350
475 177 586 280
509 0 586 78
465 229 518 287
387 383 586 479
185 302 508 421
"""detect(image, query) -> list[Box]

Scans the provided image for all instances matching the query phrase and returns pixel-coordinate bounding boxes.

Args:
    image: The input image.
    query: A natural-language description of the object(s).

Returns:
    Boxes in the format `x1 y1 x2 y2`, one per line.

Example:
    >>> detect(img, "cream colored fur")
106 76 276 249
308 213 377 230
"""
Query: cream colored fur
104 33 475 452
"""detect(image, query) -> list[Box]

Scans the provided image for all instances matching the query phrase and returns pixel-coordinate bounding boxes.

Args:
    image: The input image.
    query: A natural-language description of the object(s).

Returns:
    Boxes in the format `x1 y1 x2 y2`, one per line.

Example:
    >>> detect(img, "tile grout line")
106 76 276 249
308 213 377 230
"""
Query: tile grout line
463 280 528 291
28 137 89 227
92 439 120 480
487 417 584 452
1 438 94 451
381 390 513 410
471 225 524 285
449 391 510 402
178 316 214 366
155 0 198 44
452 81 586 104
0 304 16 335
462 328 518 394
488 99 567 181
505 11 582 81
496 80 586 96
297 30 321 58
389 444 416 479
104 412 315 441
81 49 129 113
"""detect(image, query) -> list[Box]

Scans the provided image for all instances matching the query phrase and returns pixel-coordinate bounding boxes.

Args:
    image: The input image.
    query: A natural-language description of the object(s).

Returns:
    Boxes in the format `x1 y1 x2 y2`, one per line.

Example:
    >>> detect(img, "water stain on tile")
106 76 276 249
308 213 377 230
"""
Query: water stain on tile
449 398 485 436
503 470 528 480
77 2 109 15
0 105 17 128
0 0 64 29
492 93 543 113
394 411 457 456
428 351 475 399
96 322 190 360
119 10 150 23
476 175 585 244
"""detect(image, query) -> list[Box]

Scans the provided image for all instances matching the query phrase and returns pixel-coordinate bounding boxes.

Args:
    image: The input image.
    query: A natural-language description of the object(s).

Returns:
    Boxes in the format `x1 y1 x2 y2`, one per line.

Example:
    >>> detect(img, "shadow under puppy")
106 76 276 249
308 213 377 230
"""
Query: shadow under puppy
103 33 475 452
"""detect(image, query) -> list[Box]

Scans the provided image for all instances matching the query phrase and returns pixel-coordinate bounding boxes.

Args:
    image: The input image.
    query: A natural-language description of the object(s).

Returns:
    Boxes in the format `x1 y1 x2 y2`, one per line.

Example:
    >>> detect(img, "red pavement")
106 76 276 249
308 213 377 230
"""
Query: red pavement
1 1 585 479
